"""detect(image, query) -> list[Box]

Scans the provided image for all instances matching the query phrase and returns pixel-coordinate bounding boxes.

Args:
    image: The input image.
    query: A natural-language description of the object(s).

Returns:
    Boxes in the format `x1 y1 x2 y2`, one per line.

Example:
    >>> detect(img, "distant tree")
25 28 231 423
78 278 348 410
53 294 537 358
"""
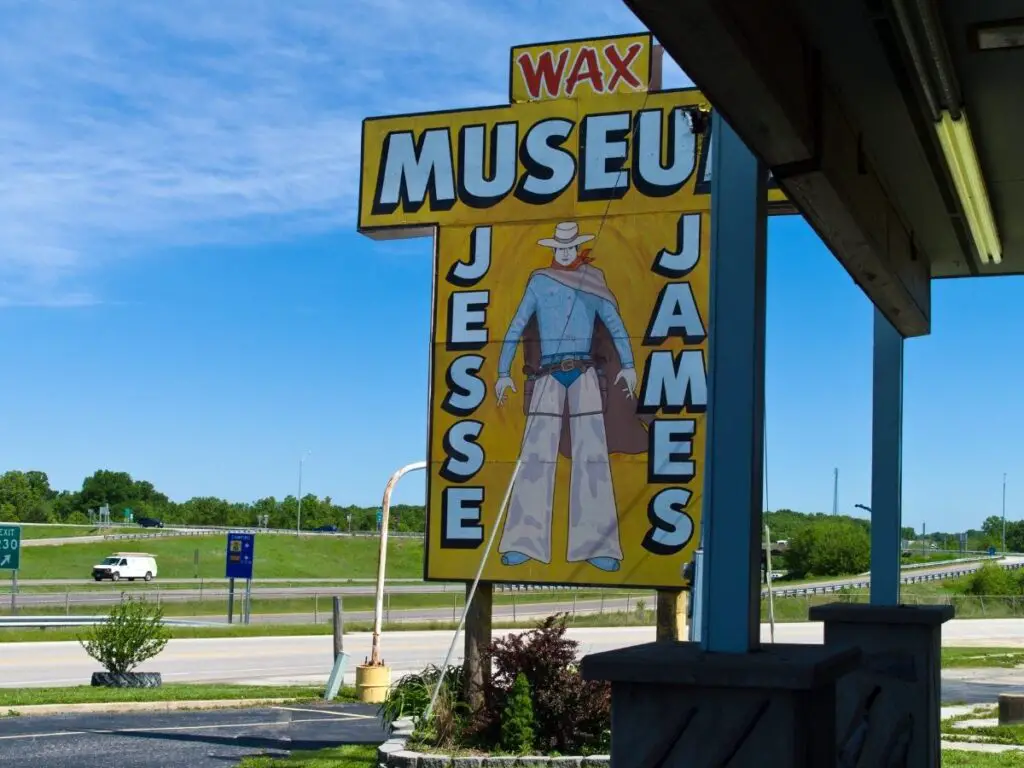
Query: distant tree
0 470 51 522
80 470 137 510
784 518 870 578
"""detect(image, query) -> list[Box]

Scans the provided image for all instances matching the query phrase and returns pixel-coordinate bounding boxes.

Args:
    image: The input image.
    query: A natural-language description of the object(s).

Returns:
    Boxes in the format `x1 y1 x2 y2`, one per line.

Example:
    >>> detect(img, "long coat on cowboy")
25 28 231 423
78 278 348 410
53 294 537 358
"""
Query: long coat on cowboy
495 221 651 572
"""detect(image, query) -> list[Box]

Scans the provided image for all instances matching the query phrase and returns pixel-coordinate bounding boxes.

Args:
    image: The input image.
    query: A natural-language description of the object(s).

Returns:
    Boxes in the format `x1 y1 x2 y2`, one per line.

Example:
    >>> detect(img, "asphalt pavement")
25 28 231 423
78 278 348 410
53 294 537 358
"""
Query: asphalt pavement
0 703 385 768
5 620 1024 689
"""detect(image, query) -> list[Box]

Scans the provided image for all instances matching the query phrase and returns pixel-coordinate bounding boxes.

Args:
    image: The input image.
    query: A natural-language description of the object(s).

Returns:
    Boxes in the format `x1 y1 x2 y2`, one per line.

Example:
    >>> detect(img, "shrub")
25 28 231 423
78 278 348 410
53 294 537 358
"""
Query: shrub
500 673 535 754
784 519 870 578
960 563 1023 597
79 596 170 674
378 663 464 725
475 614 610 755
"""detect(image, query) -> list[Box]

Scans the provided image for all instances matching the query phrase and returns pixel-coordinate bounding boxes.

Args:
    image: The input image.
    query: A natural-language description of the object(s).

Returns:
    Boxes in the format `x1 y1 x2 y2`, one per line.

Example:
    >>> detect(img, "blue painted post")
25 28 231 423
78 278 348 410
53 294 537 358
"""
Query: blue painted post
870 307 904 606
699 113 768 653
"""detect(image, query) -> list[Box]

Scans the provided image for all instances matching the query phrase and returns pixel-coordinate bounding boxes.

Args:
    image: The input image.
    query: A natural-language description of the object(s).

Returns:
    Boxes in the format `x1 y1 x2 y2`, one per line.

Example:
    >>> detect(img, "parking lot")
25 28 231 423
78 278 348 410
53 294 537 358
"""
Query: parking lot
0 703 386 768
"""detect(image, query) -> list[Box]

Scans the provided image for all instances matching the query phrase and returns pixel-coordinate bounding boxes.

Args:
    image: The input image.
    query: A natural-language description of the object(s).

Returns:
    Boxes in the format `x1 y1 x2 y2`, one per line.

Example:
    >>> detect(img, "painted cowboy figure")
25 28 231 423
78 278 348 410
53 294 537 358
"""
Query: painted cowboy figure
495 220 649 573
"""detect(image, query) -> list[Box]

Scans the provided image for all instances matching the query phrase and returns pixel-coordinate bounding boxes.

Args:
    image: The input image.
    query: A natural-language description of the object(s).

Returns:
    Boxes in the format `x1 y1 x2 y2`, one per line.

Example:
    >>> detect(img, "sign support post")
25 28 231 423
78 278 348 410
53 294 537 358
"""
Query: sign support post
227 578 235 624
0 526 21 615
244 578 252 625
332 596 344 661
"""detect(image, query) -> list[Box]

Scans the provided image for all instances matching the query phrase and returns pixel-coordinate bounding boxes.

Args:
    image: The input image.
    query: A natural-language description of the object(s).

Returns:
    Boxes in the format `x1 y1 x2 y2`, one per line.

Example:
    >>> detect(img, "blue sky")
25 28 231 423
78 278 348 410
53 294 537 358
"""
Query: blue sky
0 0 1017 534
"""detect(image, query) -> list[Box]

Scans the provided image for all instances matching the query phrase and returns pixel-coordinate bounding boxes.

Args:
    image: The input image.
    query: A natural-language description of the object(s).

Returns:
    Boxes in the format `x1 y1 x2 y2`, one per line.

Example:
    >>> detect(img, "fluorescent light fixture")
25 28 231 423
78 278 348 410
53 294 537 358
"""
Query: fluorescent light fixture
935 111 1002 264
974 20 1024 51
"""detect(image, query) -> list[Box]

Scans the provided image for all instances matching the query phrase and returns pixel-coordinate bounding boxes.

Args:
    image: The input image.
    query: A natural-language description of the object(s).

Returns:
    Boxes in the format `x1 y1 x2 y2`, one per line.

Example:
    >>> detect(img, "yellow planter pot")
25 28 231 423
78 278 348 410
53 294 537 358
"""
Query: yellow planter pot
355 663 391 704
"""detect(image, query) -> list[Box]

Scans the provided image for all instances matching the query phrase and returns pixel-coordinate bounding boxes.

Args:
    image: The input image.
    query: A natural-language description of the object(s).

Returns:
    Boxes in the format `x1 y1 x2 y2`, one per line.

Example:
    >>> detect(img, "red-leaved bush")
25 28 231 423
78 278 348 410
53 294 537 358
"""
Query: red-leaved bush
471 614 610 754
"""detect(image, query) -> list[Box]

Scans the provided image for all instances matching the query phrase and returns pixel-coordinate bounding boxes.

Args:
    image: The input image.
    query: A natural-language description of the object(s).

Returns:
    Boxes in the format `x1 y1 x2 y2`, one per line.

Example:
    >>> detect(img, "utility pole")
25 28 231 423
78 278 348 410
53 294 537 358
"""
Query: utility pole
1003 472 1008 553
297 450 311 536
832 467 839 516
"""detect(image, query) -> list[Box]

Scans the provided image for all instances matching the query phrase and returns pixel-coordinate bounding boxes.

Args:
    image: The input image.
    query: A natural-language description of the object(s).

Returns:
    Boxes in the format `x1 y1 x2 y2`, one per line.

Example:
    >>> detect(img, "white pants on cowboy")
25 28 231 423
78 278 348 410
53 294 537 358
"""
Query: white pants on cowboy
498 367 624 570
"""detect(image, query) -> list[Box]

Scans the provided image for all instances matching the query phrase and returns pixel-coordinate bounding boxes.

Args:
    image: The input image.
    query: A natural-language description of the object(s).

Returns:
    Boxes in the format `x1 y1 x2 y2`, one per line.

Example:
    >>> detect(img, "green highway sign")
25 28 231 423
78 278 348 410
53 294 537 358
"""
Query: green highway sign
0 526 20 570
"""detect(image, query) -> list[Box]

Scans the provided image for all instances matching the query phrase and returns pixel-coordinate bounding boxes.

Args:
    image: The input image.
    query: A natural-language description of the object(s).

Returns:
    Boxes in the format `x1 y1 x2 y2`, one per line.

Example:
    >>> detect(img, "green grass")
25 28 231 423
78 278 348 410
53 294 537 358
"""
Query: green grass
8 534 425 580
942 752 1024 766
0 588 633 619
14 579 425 593
0 683 355 708
238 745 376 767
943 648 1024 668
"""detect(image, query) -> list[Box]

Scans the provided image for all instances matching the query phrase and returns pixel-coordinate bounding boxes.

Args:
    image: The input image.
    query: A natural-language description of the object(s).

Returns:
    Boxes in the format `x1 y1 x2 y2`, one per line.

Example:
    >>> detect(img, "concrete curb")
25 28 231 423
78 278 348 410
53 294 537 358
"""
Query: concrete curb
1 697 297 717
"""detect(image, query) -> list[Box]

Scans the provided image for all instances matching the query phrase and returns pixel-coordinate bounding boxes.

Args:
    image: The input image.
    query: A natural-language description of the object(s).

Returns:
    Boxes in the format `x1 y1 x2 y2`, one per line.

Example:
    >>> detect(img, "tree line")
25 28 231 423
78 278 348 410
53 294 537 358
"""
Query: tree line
0 470 1007 570
0 469 424 533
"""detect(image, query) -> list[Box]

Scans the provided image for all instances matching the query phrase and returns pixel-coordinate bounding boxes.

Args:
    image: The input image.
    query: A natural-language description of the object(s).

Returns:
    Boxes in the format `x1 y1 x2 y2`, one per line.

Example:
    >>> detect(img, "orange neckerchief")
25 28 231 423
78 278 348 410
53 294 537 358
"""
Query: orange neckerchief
550 248 593 271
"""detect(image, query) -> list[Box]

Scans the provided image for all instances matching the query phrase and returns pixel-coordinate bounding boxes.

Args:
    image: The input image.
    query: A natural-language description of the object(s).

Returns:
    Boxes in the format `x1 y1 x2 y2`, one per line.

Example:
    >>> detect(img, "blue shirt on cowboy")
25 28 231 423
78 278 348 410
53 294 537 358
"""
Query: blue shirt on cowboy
497 272 634 378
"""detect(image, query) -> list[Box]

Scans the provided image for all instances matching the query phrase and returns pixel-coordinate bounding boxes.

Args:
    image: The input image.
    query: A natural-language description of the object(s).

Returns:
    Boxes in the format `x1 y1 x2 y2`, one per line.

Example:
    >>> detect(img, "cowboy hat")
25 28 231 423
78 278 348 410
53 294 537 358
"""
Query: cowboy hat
538 221 595 248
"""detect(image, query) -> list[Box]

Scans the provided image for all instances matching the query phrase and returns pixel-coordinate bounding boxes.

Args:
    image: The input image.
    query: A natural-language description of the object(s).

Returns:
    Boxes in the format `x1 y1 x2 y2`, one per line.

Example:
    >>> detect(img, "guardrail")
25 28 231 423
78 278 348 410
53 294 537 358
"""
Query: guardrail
766 560 1024 599
856 555 1001 575
0 615 224 629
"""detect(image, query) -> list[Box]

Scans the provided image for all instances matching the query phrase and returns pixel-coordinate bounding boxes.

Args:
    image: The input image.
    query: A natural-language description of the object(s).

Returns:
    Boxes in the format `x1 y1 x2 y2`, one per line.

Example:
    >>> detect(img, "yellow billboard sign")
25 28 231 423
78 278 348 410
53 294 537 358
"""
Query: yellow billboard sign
357 33 791 587
427 212 707 588
509 33 657 103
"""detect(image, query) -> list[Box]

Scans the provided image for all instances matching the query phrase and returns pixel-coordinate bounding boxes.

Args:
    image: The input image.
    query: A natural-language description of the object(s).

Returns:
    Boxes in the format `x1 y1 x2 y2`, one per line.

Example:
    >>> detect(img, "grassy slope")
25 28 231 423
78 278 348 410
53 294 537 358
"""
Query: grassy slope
10 535 424 580
0 588 632 618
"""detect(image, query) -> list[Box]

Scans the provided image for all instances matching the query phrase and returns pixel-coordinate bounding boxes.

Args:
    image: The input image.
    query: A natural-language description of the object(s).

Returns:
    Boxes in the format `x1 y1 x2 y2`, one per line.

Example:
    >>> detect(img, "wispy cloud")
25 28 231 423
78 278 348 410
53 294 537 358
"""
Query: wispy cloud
0 0 683 305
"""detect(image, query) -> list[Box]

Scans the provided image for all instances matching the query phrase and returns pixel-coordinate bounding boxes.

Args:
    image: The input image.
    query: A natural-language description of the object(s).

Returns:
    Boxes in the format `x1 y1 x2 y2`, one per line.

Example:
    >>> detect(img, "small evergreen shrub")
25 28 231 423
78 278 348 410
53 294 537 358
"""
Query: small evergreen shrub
500 672 535 753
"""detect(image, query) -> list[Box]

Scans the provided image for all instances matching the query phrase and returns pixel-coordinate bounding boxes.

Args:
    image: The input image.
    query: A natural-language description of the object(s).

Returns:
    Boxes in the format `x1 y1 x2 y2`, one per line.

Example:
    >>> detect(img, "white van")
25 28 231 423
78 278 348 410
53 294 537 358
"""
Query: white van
91 552 158 582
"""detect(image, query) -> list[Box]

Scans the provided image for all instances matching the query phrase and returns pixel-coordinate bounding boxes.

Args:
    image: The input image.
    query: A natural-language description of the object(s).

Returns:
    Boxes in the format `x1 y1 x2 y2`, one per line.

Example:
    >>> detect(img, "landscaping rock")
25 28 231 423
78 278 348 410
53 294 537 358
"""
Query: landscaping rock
378 738 407 764
384 720 608 768
90 672 162 688
388 750 421 767
417 756 451 768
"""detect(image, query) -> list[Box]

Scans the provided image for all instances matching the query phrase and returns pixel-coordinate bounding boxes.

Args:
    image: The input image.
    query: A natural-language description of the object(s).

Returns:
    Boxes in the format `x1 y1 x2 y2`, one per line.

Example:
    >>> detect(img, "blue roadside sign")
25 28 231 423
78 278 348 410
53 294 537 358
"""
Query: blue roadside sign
376 508 383 527
225 532 255 579
989 545 997 556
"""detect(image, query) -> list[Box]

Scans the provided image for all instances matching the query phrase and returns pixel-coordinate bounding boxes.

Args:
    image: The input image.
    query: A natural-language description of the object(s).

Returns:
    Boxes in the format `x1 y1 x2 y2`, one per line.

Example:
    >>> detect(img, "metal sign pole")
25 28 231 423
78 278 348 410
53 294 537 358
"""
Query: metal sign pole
10 571 16 616
227 577 235 624
244 578 252 625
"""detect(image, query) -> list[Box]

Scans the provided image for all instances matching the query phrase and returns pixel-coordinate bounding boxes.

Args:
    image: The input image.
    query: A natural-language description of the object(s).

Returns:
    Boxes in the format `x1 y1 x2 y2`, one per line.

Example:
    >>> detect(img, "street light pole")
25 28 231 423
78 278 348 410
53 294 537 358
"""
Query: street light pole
297 451 311 536
1002 472 1007 553
832 468 839 515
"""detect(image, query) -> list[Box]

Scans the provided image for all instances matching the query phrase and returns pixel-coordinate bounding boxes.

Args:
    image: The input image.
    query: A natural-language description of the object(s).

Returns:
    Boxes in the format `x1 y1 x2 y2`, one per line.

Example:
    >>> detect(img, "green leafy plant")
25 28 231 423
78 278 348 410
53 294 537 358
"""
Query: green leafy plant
500 672 535 753
475 614 611 755
79 596 170 674
961 563 1024 597
378 663 464 725
784 518 870 578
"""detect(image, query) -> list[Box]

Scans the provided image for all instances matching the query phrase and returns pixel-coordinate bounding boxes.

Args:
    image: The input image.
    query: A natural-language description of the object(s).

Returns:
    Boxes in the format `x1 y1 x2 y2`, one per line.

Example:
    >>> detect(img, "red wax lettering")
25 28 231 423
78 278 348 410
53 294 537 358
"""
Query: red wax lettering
517 49 570 99
605 42 644 90
565 46 604 96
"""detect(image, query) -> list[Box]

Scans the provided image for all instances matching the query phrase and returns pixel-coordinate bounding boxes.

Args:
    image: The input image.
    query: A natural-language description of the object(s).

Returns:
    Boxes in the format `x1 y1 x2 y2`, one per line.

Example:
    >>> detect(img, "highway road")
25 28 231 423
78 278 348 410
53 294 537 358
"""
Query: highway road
8 554 1020 609
4 620 1024 689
